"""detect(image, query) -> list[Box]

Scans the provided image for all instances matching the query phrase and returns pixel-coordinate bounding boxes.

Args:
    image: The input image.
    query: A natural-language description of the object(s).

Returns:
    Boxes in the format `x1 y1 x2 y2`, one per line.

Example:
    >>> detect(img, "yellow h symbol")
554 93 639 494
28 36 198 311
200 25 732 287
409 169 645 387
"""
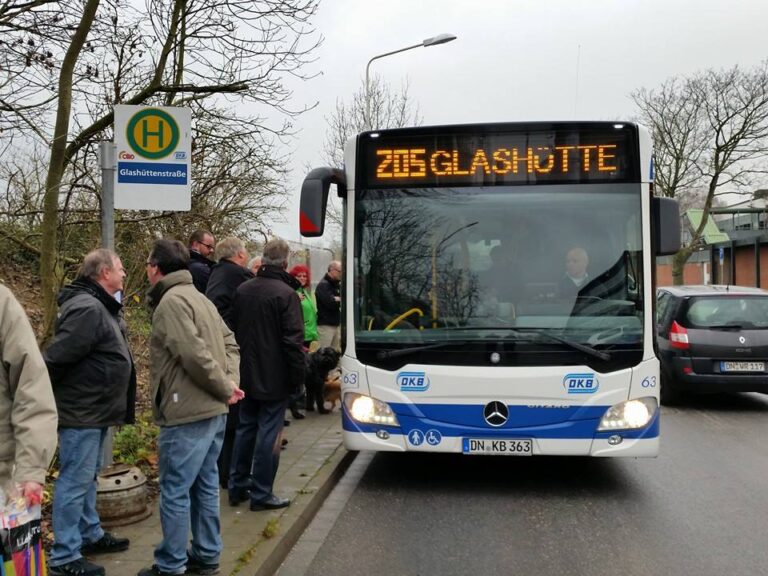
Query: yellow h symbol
141 118 165 149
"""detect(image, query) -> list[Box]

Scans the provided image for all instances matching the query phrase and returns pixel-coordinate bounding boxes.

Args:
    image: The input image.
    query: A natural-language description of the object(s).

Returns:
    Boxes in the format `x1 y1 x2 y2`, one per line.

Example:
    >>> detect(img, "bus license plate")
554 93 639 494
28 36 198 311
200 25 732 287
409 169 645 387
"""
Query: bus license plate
721 361 765 372
463 438 532 456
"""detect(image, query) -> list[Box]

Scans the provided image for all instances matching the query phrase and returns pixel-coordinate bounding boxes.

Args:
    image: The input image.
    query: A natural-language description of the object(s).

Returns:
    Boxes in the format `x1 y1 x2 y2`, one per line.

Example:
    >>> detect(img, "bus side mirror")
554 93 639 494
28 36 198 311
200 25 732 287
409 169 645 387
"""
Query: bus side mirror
652 197 681 256
299 167 347 238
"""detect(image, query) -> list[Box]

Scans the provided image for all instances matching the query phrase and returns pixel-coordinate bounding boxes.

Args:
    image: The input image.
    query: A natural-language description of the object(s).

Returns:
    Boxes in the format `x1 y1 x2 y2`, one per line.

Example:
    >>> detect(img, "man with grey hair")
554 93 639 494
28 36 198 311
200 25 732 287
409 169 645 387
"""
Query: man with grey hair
45 249 135 576
206 237 252 330
205 237 253 488
229 238 305 511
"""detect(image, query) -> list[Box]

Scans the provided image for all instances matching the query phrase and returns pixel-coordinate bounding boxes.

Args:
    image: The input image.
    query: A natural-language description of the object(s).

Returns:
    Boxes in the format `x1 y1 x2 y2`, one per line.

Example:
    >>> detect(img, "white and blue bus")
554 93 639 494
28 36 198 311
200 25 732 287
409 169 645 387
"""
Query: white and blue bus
300 122 680 457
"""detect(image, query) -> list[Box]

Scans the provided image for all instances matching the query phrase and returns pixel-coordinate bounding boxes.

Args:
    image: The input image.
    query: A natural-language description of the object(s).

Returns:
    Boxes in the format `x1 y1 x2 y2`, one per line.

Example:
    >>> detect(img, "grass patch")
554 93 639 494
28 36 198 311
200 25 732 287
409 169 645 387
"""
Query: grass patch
262 518 280 539
112 411 159 470
231 546 256 575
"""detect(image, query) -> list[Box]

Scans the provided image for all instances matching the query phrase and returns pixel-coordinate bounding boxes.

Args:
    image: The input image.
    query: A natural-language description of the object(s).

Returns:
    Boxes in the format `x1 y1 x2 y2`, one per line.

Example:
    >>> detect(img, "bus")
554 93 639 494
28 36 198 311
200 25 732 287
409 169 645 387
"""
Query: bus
300 122 680 457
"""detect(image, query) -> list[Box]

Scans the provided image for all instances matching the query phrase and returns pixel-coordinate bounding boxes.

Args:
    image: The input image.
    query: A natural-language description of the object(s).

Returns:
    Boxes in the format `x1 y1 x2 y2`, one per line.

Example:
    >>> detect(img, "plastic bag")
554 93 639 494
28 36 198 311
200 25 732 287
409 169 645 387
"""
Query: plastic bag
0 485 47 576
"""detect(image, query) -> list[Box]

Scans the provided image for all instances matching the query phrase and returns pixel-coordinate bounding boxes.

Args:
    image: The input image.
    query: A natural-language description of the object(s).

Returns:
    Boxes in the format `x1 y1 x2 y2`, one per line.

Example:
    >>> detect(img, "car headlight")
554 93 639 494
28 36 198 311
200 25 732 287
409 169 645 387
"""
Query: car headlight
344 392 399 426
597 397 657 431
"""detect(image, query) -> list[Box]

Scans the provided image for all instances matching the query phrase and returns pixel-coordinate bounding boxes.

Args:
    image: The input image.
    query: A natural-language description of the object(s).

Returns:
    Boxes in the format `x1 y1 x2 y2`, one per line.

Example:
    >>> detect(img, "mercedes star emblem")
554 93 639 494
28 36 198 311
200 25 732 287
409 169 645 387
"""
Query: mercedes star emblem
483 401 509 427
739 336 746 344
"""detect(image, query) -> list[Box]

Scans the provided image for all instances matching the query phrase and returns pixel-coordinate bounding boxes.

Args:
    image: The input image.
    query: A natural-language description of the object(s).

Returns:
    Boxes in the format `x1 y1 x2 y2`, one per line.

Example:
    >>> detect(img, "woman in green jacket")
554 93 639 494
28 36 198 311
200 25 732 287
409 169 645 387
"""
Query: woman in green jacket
288 264 318 419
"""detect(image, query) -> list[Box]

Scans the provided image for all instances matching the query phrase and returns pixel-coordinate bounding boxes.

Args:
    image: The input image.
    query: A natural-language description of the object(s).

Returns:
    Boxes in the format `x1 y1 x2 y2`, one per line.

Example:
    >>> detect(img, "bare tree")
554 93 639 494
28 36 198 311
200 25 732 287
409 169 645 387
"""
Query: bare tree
321 74 422 168
632 76 708 200
39 0 101 337
674 186 726 215
0 0 322 338
0 0 75 154
317 75 422 233
633 62 768 284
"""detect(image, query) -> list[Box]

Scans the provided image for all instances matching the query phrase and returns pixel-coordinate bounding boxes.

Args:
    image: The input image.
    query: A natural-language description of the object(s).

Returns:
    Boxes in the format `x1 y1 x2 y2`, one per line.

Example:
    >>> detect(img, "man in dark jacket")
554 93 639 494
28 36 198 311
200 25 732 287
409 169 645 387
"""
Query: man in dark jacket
44 249 135 576
188 229 216 293
316 260 342 350
206 237 253 329
229 238 306 511
205 236 253 487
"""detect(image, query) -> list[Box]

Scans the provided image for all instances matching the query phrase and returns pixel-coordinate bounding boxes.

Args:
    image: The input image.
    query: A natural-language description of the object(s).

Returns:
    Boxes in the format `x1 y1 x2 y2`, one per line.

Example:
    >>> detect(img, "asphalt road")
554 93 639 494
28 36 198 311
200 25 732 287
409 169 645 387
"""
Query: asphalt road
280 392 768 576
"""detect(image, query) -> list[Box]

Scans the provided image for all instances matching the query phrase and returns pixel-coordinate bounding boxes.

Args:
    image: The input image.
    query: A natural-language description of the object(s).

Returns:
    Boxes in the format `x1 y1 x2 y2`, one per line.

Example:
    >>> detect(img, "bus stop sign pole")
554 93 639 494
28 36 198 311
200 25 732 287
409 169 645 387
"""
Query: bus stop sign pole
99 141 115 468
100 141 115 250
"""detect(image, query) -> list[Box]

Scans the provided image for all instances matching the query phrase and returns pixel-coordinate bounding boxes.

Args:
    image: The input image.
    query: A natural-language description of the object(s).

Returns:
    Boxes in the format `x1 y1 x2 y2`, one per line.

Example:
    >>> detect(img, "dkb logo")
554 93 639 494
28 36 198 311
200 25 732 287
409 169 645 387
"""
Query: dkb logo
396 372 430 392
563 373 599 394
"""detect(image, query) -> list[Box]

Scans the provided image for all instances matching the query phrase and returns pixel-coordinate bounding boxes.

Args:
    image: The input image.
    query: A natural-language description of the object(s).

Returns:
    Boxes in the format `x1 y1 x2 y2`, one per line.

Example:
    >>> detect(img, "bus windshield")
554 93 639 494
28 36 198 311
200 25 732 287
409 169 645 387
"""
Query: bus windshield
353 183 643 367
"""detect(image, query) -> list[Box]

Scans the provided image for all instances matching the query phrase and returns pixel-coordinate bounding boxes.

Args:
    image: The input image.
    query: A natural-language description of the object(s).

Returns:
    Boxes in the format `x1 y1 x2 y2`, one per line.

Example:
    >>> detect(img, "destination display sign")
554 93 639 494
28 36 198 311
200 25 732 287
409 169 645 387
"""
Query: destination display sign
359 124 639 188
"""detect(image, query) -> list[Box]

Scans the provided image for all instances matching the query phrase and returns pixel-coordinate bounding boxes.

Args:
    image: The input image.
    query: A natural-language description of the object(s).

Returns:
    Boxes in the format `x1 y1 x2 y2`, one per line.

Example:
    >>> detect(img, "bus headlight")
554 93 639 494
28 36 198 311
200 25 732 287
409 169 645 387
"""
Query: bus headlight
344 392 399 426
597 397 657 431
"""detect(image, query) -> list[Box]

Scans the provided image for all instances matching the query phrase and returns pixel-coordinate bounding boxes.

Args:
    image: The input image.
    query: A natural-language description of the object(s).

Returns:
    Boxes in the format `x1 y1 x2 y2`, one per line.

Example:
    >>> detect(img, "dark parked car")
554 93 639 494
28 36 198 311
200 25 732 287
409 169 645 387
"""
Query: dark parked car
656 285 768 403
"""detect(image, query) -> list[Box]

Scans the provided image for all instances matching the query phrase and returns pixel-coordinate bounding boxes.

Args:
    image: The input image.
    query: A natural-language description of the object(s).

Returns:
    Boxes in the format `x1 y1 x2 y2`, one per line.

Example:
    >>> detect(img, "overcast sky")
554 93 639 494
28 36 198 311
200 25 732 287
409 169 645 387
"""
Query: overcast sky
271 0 768 242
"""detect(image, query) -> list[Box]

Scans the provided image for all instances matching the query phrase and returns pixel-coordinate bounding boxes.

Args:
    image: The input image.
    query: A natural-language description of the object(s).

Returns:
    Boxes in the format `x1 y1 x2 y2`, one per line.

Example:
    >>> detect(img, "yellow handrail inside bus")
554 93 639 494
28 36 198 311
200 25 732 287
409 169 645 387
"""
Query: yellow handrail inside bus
385 308 424 331
367 316 375 331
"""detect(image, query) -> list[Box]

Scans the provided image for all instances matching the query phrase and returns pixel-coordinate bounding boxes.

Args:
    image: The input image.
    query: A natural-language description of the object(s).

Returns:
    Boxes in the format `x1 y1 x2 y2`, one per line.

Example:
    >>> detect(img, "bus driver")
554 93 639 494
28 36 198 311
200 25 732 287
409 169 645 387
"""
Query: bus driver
558 247 590 298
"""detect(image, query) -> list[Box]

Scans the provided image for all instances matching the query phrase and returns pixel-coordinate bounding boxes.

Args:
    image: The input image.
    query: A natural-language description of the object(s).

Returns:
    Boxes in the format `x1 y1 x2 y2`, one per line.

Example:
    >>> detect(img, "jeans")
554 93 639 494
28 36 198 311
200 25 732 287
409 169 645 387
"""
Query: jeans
50 428 107 567
229 397 287 503
155 415 226 574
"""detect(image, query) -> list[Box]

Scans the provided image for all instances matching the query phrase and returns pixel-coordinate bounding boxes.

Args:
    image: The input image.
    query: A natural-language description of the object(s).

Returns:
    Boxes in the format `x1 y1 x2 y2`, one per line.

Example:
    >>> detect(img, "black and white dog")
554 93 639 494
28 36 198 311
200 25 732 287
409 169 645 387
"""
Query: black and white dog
305 347 341 414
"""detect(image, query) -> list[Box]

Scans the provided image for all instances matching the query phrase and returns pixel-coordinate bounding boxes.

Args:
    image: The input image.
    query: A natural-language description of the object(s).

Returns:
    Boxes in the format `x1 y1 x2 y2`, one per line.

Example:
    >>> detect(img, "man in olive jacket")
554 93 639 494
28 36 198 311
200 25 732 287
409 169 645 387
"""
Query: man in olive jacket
140 239 243 576
45 249 135 576
0 284 58 506
229 238 306 511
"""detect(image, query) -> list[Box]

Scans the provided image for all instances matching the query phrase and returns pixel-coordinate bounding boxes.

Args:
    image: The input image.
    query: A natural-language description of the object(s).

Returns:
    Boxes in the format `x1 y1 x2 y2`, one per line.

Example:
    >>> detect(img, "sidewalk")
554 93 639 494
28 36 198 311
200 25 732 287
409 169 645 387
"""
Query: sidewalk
96 411 353 576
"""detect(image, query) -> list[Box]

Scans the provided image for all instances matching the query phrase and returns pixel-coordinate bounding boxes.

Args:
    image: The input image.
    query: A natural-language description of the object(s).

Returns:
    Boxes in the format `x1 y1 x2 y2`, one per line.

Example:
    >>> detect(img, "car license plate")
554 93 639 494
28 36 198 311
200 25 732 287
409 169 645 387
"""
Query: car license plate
720 361 765 372
462 438 533 455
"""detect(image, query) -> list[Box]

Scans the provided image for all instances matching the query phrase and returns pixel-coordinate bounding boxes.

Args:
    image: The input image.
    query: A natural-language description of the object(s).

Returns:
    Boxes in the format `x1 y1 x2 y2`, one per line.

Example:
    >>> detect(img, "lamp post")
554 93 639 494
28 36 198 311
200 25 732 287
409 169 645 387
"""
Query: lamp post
364 33 457 130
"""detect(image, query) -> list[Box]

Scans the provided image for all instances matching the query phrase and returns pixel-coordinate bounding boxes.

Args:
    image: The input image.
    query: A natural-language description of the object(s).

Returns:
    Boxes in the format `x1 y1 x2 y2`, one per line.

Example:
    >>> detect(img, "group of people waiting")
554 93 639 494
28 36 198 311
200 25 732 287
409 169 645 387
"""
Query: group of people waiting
0 231 342 576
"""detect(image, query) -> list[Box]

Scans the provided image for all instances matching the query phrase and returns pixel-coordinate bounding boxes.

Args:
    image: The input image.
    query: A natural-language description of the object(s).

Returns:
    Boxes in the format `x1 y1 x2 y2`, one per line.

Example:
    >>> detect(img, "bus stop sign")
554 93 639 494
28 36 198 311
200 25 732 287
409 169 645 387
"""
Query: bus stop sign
114 105 191 211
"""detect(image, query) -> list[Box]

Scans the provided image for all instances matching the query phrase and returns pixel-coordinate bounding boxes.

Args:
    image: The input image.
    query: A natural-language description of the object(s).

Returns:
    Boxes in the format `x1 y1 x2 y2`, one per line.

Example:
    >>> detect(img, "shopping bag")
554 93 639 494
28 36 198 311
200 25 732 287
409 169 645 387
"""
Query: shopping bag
0 497 46 576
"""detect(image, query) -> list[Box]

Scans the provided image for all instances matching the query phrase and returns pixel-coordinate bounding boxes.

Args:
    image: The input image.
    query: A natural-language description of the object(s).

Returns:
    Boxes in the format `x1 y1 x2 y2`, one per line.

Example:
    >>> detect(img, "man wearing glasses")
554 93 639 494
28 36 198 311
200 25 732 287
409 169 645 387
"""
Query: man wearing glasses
140 239 243 576
316 261 342 350
188 229 216 293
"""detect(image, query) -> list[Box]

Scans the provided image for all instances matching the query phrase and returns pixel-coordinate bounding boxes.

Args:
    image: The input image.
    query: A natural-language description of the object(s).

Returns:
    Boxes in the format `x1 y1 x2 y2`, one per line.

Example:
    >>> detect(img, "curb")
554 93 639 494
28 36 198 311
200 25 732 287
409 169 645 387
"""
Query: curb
235 446 357 576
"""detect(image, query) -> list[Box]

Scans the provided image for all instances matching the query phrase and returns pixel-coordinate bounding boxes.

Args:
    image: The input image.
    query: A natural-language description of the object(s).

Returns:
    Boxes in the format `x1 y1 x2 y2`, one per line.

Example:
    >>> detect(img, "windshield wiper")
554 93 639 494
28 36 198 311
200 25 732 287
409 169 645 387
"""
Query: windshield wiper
376 341 467 360
516 328 612 362
442 326 611 361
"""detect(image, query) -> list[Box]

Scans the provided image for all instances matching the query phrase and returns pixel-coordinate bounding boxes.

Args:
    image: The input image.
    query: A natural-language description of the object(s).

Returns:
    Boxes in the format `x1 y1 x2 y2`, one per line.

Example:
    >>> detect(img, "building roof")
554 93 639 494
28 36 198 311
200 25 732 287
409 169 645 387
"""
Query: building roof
684 209 730 244
711 196 768 213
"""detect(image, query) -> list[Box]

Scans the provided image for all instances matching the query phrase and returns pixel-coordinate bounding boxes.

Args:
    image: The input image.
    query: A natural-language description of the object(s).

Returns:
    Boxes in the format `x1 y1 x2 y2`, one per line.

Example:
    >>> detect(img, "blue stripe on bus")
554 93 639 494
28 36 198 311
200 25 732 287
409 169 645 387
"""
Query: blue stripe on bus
341 403 660 440
392 403 606 425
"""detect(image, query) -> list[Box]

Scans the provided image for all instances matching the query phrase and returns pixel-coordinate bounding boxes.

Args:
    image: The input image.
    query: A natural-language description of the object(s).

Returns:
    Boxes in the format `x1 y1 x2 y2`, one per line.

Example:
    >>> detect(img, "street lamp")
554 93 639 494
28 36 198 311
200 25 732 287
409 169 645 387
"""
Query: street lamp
364 33 457 130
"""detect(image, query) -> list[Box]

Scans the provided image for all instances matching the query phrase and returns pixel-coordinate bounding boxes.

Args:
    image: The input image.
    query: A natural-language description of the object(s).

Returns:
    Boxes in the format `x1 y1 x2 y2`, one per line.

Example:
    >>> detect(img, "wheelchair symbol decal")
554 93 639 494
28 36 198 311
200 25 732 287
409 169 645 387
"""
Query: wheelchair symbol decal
425 429 442 446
